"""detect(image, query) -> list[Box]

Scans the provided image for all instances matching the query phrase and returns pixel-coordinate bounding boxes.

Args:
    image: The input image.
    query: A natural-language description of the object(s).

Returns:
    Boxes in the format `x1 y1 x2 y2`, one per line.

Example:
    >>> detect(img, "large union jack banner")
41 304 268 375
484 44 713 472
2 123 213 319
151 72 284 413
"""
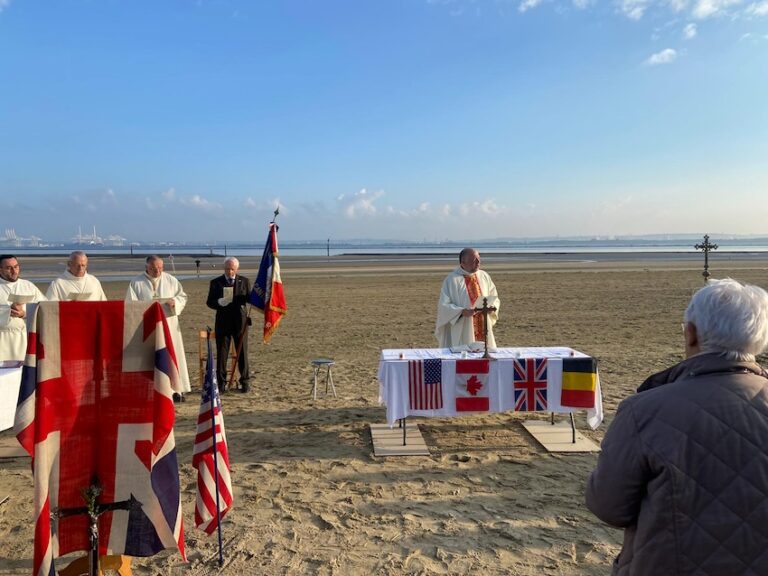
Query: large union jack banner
513 357 548 412
14 301 186 576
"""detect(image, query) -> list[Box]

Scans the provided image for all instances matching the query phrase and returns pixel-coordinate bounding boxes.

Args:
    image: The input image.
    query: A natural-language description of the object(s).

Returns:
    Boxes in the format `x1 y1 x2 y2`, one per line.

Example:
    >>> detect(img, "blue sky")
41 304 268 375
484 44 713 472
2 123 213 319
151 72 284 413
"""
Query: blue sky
0 0 766 243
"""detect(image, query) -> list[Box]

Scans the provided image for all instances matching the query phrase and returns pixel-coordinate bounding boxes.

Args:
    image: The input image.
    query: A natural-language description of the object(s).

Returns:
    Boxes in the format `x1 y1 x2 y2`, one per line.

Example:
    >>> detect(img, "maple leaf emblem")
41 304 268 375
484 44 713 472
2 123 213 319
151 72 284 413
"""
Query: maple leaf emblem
466 375 483 396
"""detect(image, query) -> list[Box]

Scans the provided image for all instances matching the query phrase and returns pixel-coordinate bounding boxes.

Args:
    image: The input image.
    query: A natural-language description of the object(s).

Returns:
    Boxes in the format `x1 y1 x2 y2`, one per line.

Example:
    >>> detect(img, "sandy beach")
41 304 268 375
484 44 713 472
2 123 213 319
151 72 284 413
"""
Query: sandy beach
1 254 766 575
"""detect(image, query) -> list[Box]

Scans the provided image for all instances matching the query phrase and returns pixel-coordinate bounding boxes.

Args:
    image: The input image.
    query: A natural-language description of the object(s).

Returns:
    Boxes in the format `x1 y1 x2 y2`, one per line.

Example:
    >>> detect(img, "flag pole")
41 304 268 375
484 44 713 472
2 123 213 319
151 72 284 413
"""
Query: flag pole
228 208 280 391
207 329 225 567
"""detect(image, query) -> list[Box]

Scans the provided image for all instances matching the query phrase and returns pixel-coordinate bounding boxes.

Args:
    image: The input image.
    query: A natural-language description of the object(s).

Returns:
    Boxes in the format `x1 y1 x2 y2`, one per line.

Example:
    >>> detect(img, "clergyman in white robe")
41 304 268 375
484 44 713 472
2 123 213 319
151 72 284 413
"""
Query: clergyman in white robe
46 251 107 302
126 269 192 394
435 249 500 350
0 257 46 362
46 271 107 301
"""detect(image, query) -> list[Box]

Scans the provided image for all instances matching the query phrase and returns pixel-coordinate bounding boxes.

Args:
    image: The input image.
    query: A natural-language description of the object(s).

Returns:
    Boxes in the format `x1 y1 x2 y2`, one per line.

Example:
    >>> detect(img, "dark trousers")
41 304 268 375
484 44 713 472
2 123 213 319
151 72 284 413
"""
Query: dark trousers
216 329 249 389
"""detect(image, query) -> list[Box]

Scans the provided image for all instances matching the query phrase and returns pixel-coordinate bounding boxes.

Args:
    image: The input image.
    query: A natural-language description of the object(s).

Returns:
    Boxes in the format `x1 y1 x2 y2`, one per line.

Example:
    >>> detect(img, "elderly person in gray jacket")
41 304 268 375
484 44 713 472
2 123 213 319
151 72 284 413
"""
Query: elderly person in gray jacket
586 278 768 575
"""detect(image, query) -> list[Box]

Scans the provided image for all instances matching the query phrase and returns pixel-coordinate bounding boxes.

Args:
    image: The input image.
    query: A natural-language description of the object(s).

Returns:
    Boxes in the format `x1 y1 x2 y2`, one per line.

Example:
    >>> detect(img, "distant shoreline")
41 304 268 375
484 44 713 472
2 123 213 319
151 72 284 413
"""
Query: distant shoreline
8 250 766 283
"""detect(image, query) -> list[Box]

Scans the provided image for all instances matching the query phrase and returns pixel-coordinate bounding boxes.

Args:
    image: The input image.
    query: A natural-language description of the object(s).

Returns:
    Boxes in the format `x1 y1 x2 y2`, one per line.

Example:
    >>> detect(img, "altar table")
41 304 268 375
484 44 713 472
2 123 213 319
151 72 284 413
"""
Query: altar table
0 363 23 432
378 347 603 430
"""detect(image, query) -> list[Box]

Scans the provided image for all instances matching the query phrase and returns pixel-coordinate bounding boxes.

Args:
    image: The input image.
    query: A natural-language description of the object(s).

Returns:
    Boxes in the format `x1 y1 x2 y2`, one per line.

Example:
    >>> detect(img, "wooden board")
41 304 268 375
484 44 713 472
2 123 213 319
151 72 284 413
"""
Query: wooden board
370 422 430 456
522 420 601 453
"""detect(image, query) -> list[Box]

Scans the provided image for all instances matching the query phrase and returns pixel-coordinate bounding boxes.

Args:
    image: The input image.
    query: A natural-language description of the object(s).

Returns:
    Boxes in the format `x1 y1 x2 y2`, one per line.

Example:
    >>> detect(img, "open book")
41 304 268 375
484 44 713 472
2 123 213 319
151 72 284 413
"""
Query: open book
158 299 176 317
7 293 36 304
66 292 92 301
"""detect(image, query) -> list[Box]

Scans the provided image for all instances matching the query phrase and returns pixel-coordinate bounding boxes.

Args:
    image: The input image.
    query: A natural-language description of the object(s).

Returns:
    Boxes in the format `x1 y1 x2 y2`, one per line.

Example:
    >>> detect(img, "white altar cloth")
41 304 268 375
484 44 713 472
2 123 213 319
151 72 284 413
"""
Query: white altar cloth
378 347 603 429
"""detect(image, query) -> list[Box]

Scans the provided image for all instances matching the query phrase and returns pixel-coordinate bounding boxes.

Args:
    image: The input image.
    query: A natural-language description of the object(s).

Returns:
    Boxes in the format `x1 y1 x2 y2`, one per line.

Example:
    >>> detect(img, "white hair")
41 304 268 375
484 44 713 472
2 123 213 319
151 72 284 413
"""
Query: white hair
684 278 768 361
224 256 239 267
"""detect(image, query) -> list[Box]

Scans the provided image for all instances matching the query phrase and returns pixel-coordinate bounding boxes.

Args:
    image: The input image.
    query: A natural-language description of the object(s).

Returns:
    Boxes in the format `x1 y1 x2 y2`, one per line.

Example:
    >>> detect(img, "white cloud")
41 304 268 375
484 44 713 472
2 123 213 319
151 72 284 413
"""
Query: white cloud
519 0 544 12
243 197 285 215
620 0 652 19
458 199 505 217
0 0 10 13
744 0 768 14
100 188 117 205
339 188 384 218
180 194 221 212
667 0 690 11
740 31 768 41
572 0 592 9
692 0 742 18
683 22 698 38
151 187 227 213
644 47 678 65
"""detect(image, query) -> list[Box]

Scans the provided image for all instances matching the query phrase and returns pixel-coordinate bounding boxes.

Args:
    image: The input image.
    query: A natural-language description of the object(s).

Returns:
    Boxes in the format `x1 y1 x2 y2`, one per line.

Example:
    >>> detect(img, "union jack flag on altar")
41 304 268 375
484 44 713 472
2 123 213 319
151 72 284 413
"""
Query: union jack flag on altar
193 335 234 534
513 357 548 412
14 301 185 576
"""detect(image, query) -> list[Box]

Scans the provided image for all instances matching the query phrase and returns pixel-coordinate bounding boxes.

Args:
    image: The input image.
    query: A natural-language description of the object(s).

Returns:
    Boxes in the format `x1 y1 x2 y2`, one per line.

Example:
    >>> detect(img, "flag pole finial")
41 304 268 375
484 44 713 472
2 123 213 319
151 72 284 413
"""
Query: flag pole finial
271 207 279 223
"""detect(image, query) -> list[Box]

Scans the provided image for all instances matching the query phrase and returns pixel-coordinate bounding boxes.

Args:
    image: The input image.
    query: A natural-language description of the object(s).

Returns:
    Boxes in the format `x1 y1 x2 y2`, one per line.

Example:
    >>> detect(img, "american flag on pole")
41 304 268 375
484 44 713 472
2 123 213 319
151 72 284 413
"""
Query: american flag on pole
193 335 233 535
14 301 185 576
249 222 288 343
513 357 548 411
408 359 443 410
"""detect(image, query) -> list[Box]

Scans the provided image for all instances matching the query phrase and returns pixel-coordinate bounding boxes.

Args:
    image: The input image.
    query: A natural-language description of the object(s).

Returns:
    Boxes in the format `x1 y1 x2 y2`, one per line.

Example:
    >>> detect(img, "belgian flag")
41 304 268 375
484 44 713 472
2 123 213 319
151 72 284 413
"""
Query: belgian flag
561 357 597 408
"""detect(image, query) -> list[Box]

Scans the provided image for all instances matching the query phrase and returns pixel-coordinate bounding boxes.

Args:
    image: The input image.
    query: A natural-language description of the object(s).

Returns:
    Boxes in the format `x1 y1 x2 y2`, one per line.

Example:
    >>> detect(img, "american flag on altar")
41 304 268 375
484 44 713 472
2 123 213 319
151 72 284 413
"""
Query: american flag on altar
193 336 233 535
408 359 443 410
14 301 185 576
513 357 548 411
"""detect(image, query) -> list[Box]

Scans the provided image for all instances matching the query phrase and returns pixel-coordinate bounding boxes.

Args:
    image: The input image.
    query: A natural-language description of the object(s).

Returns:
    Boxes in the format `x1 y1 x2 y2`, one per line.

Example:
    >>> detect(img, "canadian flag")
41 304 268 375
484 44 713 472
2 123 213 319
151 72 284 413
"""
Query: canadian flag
455 359 490 412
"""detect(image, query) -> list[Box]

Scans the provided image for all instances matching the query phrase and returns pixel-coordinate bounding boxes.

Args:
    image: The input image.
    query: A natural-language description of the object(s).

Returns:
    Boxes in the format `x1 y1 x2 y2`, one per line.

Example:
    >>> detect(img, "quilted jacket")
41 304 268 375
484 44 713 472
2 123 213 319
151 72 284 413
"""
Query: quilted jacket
586 353 768 575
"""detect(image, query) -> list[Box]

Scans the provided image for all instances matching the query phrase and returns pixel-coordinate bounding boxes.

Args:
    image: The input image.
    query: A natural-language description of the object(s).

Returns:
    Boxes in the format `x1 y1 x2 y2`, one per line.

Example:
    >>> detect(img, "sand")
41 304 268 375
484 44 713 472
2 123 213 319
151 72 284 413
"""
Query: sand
1 254 766 575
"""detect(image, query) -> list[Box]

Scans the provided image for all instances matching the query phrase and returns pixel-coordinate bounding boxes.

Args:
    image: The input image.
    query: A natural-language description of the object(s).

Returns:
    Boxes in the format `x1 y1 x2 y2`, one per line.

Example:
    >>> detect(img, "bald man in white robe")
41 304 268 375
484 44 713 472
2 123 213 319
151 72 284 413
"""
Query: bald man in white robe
46 251 107 301
126 255 191 396
435 248 500 350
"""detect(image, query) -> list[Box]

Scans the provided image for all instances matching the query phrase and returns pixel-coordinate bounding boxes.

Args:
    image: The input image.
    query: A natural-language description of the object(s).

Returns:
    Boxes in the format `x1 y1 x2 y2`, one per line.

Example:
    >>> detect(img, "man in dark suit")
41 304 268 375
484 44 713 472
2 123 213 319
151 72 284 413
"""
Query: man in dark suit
206 256 251 392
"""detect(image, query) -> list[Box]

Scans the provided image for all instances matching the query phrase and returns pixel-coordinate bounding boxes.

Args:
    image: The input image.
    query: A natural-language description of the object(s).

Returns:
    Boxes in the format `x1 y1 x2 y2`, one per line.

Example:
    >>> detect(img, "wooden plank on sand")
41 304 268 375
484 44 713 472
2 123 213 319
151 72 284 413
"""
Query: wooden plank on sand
522 420 601 453
370 422 430 456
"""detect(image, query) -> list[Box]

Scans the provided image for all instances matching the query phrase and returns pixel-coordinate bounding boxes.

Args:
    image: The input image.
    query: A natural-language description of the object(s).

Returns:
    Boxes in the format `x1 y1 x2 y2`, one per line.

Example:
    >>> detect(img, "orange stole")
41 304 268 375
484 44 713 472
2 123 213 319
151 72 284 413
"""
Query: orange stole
463 274 485 341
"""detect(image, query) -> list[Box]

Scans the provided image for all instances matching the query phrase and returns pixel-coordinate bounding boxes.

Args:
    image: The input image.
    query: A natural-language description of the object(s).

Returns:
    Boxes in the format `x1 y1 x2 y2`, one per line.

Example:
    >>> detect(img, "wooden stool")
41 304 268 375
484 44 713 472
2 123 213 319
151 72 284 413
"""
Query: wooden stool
198 330 238 387
59 554 132 576
311 359 336 400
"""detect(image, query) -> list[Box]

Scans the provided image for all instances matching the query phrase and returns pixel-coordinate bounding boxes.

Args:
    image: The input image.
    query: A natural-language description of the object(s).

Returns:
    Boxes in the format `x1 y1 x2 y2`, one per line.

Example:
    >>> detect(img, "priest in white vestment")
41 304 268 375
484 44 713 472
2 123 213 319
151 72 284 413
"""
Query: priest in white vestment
0 255 46 362
435 248 500 349
125 255 191 395
46 251 107 302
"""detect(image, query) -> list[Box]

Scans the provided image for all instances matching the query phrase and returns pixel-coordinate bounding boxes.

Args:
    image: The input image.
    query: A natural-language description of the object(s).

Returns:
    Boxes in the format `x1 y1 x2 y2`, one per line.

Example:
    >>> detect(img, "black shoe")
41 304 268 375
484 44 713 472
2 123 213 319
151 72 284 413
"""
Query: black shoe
219 385 227 394
240 381 250 393
172 393 181 403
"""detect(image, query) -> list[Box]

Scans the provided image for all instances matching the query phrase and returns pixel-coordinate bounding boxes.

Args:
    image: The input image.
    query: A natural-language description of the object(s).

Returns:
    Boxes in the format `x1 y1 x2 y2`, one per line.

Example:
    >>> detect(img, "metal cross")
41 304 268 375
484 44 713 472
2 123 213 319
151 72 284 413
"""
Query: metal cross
474 297 497 358
694 234 718 282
